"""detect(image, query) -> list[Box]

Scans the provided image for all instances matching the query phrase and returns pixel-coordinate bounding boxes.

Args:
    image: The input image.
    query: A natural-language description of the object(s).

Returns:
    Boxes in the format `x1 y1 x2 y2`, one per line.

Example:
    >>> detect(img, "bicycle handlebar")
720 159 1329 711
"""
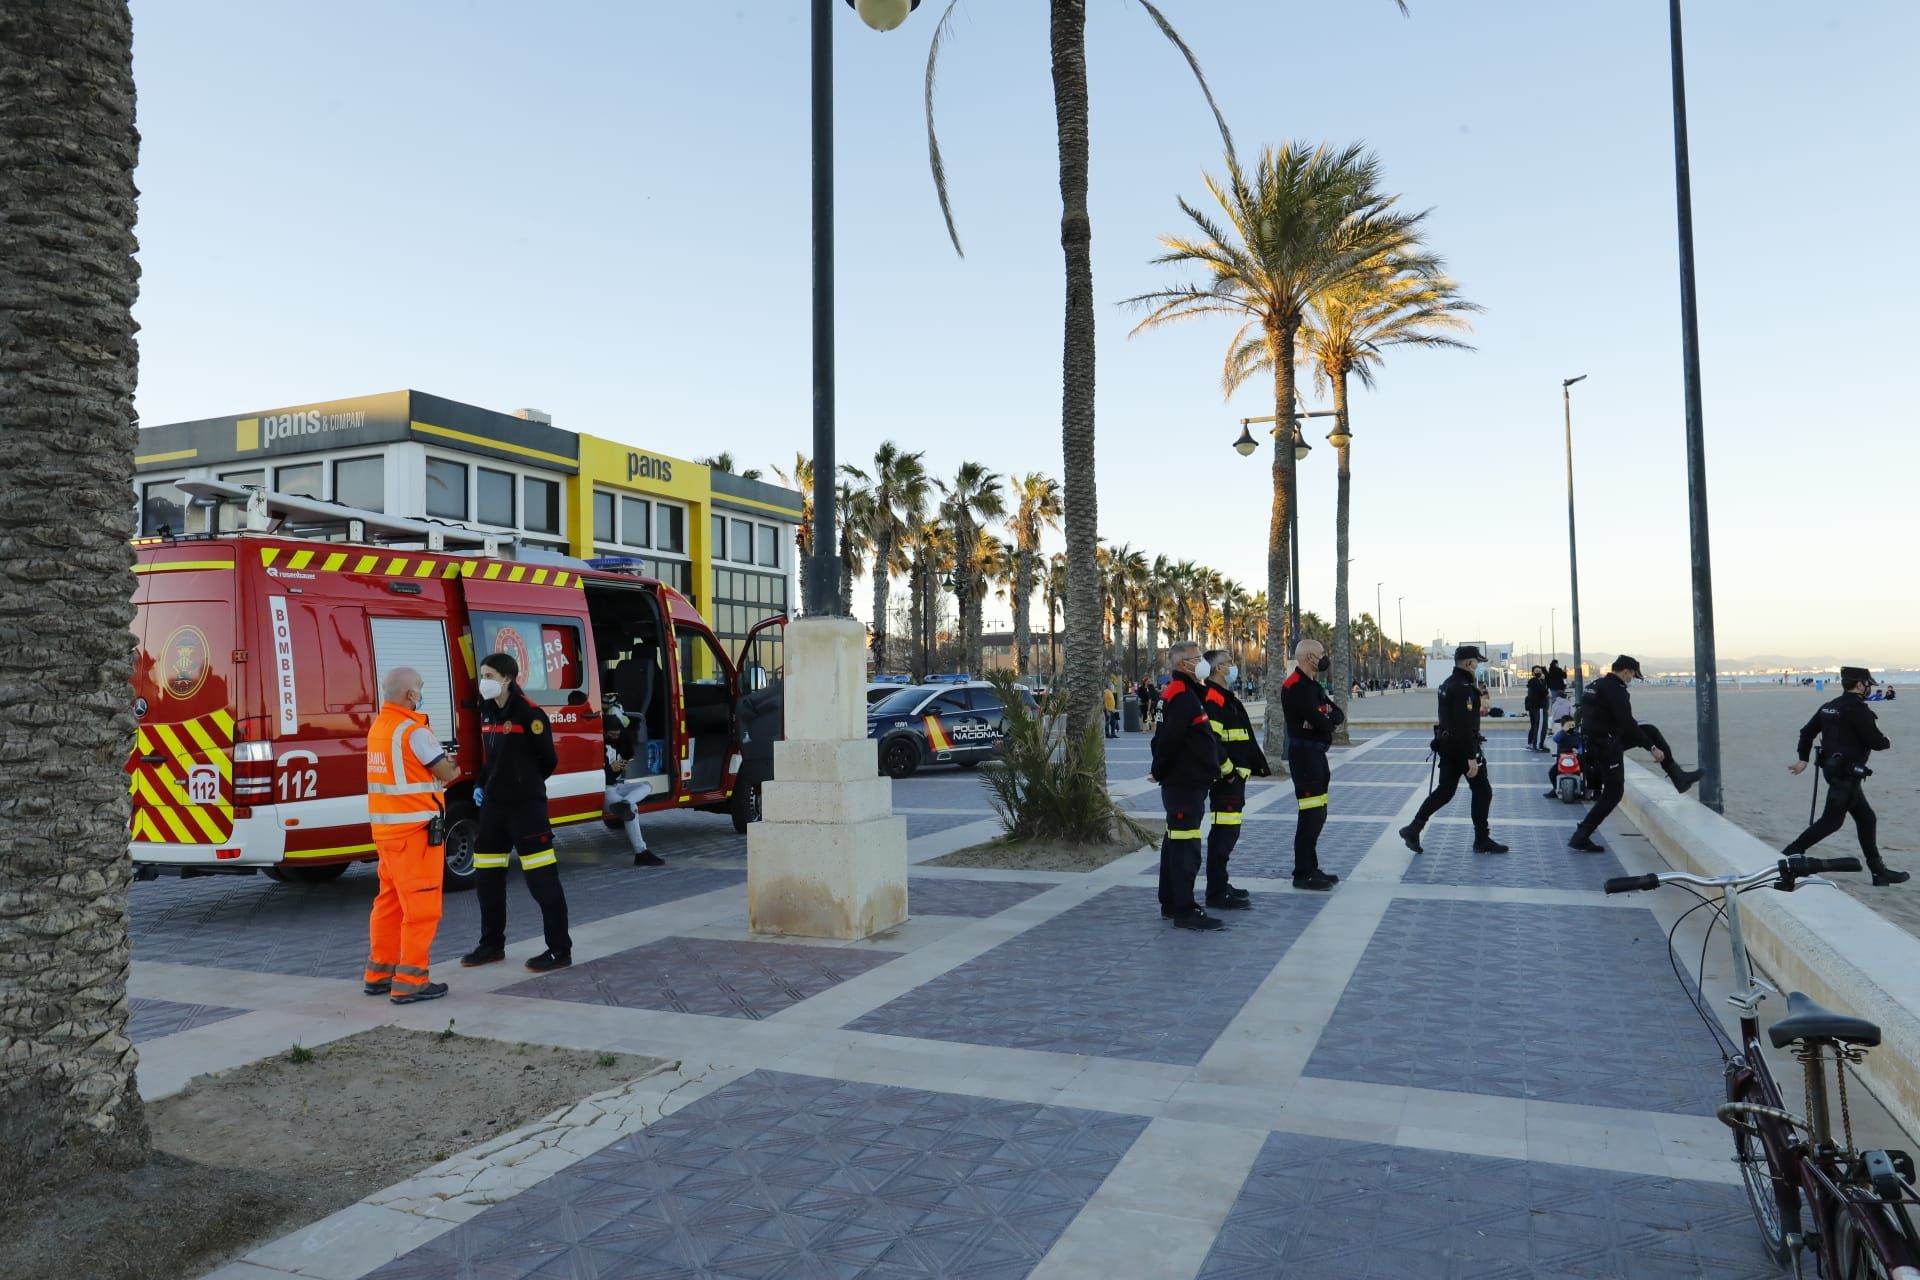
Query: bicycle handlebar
1602 854 1862 896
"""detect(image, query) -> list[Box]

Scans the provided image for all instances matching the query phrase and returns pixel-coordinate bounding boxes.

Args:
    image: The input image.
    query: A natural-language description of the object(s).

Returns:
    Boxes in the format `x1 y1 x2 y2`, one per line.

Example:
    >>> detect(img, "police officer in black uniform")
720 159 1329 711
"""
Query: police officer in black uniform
1568 654 1702 853
1399 645 1508 855
462 653 573 972
1151 641 1228 929
1199 648 1270 909
1279 638 1342 890
1784 666 1904 885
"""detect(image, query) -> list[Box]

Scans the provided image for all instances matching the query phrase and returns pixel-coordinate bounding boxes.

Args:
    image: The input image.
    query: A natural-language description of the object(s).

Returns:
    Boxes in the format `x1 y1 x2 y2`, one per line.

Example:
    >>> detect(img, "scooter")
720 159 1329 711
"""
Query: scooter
1551 750 1588 804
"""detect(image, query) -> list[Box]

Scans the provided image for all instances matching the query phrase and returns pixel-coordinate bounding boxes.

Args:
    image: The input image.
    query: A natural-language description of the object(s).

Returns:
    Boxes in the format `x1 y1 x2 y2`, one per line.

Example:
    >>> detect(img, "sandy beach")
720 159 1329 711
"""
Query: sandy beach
1357 682 1919 932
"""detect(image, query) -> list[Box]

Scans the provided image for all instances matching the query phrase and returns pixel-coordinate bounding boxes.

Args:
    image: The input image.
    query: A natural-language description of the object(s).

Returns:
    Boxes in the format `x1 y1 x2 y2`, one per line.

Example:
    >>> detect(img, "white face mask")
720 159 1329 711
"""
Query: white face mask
1193 657 1212 681
1227 665 1239 683
478 677 505 701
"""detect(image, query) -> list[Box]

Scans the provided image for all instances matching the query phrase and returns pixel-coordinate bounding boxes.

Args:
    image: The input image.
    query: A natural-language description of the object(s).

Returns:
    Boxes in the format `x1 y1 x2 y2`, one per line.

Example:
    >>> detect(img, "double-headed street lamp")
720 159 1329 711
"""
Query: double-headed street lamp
1233 409 1341 651
808 0 921 619
1561 374 1587 700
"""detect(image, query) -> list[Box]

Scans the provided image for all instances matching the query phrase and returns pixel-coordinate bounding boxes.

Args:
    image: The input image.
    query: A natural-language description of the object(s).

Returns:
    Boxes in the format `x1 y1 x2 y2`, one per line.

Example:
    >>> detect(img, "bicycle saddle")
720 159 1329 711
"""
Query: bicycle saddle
1768 991 1881 1049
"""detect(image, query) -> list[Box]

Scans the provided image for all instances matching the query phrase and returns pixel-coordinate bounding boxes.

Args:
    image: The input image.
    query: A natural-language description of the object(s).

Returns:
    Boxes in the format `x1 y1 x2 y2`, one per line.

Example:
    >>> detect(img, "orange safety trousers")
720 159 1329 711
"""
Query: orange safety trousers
366 823 443 995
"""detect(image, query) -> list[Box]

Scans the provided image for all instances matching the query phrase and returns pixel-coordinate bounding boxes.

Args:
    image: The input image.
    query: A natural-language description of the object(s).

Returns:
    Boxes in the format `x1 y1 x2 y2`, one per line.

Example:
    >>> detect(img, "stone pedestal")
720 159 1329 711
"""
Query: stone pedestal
748 617 907 939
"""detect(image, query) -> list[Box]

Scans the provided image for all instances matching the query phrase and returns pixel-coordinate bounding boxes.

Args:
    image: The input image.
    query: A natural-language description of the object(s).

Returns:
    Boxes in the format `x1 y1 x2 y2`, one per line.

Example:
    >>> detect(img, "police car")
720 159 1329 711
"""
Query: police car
868 681 1038 779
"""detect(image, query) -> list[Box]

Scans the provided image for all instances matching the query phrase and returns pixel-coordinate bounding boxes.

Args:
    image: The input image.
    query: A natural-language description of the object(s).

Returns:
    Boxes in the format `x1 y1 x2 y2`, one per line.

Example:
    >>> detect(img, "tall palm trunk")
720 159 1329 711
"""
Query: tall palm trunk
1329 367 1354 744
1047 589 1060 677
871 528 893 672
1051 0 1104 778
908 551 927 682
1011 548 1032 677
1260 320 1299 773
0 0 151 1187
1145 603 1160 676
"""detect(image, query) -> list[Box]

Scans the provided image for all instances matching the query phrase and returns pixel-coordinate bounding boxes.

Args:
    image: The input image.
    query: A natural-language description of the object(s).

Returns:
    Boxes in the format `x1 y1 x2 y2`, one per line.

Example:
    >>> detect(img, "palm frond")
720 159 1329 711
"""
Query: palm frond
1131 0 1236 168
922 0 968 257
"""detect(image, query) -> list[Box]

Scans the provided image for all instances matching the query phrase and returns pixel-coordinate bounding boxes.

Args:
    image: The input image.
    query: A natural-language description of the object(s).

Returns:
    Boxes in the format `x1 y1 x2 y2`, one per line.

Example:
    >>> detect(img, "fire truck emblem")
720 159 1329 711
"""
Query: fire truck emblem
493 624 531 674
163 626 210 699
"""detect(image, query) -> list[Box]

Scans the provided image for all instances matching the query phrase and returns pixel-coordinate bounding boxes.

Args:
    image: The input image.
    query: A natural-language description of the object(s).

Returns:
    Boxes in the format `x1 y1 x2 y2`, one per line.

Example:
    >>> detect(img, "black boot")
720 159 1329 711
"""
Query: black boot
1398 824 1423 855
1868 856 1910 887
1663 759 1703 794
1569 828 1606 853
1473 833 1509 854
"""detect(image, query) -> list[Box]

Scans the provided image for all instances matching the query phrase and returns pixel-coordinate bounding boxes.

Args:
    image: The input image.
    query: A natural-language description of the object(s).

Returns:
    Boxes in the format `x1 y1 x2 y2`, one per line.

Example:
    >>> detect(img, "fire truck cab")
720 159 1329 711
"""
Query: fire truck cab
128 482 783 887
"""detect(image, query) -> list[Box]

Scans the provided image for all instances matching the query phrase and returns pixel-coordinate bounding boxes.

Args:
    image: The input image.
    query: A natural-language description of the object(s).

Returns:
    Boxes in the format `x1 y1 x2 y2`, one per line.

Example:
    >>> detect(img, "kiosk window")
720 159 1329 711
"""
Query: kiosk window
426 459 468 519
473 612 584 703
756 524 780 568
620 497 651 548
477 468 515 527
275 463 322 499
656 504 685 554
593 491 615 543
333 457 384 512
140 480 190 535
731 518 754 564
710 515 726 559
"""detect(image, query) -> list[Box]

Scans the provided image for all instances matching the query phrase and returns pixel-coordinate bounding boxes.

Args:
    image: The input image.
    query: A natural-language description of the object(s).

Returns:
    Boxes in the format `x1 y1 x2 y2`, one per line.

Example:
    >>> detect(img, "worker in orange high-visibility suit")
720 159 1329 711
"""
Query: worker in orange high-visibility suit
365 667 461 1004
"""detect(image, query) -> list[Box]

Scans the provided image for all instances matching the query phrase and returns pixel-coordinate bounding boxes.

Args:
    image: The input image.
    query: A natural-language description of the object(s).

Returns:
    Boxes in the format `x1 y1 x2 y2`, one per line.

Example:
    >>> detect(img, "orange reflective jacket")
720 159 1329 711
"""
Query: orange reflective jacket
367 703 442 831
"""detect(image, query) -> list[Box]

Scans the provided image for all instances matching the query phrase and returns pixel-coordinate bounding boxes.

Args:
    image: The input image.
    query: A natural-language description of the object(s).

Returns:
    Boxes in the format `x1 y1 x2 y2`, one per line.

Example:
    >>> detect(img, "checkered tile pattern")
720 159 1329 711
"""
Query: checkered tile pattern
1197 1130 1779 1278
1313 784 1420 817
1399 822 1627 891
849 886 1328 1064
495 937 898 1020
1149 819 1390 883
1331 761 1434 783
126 996 246 1043
365 1070 1148 1280
903 811 994 840
906 876 1057 919
1304 899 1723 1114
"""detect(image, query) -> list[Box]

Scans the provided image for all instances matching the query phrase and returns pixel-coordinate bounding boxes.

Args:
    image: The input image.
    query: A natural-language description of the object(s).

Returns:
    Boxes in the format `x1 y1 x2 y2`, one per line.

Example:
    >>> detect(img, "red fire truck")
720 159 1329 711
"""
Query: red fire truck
129 483 782 886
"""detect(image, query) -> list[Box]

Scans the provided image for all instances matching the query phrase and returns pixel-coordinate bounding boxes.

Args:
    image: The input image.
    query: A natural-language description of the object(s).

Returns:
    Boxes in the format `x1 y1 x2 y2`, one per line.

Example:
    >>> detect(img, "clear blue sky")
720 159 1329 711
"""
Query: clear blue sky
128 1 1920 666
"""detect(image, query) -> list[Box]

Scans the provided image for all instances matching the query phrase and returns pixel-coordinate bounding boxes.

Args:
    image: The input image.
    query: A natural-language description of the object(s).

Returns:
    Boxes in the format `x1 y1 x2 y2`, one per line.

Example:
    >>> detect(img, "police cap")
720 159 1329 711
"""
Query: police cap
1841 666 1876 687
1454 645 1484 663
1612 655 1643 677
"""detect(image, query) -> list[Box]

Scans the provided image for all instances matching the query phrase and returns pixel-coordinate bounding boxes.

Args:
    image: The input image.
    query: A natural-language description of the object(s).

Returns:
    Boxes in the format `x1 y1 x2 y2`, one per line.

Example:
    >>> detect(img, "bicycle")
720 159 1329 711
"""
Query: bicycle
1606 854 1920 1277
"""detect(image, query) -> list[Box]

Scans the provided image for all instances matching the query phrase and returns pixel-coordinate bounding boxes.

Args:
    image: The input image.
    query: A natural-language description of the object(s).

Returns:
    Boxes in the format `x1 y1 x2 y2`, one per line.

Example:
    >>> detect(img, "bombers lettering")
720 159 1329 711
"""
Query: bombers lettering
627 452 673 483
262 409 366 446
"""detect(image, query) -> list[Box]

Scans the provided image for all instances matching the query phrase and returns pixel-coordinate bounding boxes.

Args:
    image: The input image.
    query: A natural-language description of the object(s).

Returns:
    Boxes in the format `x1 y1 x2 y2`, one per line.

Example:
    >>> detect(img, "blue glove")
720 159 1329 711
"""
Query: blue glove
471 786 485 808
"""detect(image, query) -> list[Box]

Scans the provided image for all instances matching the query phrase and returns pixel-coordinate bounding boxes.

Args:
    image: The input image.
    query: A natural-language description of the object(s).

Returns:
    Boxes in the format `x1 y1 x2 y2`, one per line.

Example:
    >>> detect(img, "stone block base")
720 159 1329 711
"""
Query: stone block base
748 815 909 940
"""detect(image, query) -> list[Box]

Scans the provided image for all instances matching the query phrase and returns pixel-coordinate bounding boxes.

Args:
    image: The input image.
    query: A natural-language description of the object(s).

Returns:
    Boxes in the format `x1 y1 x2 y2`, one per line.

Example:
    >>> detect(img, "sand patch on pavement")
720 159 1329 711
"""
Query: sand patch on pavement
4 1026 668 1280
926 818 1163 871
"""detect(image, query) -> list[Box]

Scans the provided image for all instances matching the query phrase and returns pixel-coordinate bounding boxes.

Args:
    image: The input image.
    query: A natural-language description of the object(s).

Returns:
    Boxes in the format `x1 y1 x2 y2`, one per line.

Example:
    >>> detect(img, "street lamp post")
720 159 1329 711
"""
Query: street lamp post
1397 596 1405 681
1374 581 1384 685
1562 375 1587 699
1668 0 1722 811
1233 408 1337 651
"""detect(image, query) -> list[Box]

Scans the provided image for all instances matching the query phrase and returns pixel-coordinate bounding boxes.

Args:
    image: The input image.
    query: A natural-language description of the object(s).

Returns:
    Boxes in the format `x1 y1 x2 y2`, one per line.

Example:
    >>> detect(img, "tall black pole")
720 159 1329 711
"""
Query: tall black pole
1289 477 1302 653
1563 377 1586 700
807 0 837 619
1669 0 1722 810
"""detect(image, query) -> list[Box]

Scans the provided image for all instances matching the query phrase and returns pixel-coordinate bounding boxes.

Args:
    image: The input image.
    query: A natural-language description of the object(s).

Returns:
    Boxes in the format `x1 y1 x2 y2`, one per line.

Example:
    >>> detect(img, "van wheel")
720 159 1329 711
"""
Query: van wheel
284 864 350 884
881 739 920 780
730 779 763 834
262 867 289 884
442 801 480 892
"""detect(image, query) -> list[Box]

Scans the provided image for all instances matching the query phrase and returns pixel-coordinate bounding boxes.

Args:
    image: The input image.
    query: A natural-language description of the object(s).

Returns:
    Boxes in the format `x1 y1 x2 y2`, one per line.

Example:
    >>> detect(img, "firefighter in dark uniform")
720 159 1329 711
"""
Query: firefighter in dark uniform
1785 666 1904 885
1150 642 1229 929
1279 638 1343 890
461 652 573 972
1568 654 1702 853
1399 645 1509 855
1200 648 1270 909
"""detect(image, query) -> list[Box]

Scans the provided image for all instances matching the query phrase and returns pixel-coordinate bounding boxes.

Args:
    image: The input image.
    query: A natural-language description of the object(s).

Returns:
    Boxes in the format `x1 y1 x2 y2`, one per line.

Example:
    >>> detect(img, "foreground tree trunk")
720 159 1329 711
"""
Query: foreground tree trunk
1259 322 1298 776
1329 368 1354 744
1051 0 1105 782
1144 603 1159 678
0 0 151 1190
908 553 927 682
1011 548 1031 677
871 529 893 672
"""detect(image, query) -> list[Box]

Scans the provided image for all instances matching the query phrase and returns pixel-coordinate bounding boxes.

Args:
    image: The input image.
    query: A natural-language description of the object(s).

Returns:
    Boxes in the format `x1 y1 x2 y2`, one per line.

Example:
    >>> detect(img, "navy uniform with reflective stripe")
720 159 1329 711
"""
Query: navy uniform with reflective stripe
1280 667 1343 877
1151 671 1223 917
1202 679 1269 898
474 687 571 958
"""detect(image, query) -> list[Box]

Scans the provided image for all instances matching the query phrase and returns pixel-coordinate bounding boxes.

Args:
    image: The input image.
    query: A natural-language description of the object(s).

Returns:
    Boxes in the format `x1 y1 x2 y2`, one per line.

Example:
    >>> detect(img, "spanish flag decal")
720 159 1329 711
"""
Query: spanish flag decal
923 715 953 752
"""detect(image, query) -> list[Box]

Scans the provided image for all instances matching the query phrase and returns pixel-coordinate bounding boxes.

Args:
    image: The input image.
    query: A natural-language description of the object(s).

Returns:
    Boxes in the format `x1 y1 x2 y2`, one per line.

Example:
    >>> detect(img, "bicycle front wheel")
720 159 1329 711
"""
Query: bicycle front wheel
1728 1078 1800 1265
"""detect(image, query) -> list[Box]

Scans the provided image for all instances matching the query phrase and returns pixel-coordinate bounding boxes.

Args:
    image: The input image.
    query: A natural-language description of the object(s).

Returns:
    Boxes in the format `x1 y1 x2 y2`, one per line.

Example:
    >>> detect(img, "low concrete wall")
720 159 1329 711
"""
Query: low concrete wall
1620 762 1920 1142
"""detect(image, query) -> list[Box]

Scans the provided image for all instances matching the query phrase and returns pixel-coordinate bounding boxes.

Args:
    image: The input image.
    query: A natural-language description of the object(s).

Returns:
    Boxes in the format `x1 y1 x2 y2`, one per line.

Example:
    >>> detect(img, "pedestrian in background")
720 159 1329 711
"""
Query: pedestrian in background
1546 660 1568 699
1150 642 1228 929
1400 645 1508 856
1279 639 1342 891
1784 666 1904 885
1104 684 1119 738
1525 665 1550 752
365 667 460 1004
462 653 573 972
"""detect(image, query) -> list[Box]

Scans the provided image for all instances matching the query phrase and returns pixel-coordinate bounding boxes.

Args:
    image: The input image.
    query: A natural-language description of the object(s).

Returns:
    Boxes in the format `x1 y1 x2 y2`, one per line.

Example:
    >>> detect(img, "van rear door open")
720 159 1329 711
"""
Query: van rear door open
130 551 241 847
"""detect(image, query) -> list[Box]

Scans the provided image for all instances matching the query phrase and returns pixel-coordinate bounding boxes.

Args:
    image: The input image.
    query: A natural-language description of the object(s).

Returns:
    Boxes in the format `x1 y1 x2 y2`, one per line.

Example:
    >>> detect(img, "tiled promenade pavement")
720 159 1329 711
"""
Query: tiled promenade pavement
132 728 1902 1279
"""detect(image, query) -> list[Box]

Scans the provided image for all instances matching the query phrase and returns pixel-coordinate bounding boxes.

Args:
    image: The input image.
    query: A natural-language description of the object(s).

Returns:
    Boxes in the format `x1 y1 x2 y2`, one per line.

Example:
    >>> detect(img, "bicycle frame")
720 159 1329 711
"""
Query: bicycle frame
1637 864 1920 1275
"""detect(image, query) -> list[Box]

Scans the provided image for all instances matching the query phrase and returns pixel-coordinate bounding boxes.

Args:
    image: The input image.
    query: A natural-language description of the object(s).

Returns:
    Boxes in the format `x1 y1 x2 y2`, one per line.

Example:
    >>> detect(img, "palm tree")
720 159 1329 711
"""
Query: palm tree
700 451 764 482
1143 554 1171 675
1044 552 1067 679
1005 473 1062 678
938 462 1004 674
1169 560 1199 644
1107 545 1145 680
866 443 931 674
908 518 956 681
923 0 1242 765
1 0 151 1179
834 471 875 619
771 453 815 614
1128 141 1427 755
1304 257 1478 735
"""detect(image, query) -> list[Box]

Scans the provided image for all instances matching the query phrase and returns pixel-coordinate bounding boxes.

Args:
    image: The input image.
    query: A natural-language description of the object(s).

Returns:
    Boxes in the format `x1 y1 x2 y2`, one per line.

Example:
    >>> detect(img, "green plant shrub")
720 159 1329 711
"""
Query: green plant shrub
979 671 1147 844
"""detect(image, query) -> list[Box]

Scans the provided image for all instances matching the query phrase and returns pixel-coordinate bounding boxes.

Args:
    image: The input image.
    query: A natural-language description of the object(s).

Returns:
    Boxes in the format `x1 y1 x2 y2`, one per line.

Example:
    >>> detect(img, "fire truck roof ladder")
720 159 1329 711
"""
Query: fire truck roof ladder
177 480 508 556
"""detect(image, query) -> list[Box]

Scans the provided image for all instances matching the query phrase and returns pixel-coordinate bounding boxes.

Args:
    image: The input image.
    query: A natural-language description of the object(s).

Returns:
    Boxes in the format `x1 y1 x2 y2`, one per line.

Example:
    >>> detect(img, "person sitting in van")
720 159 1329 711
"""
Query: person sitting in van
603 704 660 867
462 653 572 973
